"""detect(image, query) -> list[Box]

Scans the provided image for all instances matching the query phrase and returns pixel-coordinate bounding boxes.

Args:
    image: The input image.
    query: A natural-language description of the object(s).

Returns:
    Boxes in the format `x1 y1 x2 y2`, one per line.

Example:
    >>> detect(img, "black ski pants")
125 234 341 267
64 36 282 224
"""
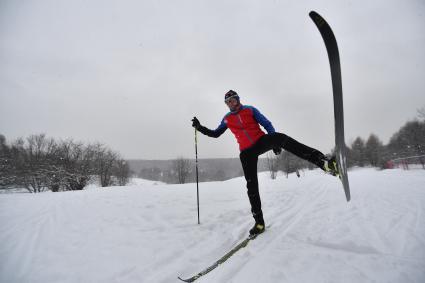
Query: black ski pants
239 132 326 225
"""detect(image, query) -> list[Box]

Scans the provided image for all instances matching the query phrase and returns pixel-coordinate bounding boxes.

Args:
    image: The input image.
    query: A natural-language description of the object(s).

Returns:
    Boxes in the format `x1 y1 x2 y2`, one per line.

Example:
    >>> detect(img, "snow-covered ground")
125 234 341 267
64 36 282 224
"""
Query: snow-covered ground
1 168 424 283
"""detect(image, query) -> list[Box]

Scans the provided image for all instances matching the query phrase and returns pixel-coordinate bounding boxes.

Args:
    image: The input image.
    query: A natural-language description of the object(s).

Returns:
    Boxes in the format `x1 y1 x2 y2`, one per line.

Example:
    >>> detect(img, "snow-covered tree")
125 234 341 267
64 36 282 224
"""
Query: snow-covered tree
350 137 366 167
364 134 384 167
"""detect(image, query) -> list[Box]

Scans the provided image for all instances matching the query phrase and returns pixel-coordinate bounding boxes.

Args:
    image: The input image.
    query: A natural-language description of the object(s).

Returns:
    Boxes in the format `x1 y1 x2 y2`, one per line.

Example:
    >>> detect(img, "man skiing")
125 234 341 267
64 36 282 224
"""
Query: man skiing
192 90 338 236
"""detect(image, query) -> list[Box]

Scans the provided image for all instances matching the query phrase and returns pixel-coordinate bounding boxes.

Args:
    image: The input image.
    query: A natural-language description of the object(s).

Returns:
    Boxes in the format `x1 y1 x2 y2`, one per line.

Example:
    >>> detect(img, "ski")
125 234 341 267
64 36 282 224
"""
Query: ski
178 234 260 282
309 11 351 201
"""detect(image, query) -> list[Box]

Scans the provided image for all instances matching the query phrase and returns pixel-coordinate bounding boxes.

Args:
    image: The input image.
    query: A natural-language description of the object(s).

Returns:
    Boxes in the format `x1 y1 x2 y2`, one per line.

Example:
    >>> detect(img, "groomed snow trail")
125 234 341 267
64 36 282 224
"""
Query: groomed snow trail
1 169 424 283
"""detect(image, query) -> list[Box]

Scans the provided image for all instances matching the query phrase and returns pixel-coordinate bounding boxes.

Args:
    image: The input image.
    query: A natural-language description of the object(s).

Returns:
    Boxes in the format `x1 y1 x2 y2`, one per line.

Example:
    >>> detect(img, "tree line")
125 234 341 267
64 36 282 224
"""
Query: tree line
266 116 425 178
144 115 425 184
3 113 422 189
0 134 130 193
348 119 425 168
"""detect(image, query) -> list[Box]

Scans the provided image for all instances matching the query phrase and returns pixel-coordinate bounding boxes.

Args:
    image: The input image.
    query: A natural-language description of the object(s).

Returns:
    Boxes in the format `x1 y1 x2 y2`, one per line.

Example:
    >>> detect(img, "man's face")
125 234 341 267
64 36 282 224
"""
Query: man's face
225 97 240 112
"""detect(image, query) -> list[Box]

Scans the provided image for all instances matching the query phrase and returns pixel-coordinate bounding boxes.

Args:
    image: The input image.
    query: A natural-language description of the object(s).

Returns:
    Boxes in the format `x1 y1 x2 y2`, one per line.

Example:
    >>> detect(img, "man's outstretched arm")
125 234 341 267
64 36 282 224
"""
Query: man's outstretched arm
192 117 227 138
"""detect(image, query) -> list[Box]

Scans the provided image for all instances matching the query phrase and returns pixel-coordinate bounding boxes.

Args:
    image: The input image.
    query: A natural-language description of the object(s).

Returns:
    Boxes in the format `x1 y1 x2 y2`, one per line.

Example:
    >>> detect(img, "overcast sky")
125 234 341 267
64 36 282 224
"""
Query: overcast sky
1 0 424 160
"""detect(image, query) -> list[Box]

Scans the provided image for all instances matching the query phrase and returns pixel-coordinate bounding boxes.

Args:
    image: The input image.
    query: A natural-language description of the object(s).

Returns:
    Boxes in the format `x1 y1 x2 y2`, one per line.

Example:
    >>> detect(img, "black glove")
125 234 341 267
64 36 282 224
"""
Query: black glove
192 117 201 129
273 148 282 155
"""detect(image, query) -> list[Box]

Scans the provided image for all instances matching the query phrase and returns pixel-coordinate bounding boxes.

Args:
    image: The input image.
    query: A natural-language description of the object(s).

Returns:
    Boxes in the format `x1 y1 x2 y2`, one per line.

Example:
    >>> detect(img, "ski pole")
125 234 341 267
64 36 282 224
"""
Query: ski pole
195 128 200 224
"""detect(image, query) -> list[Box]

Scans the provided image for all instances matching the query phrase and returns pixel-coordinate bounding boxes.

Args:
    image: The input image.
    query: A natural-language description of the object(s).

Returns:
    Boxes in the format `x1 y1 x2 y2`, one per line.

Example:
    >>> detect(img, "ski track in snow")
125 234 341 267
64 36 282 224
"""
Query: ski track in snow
1 169 425 283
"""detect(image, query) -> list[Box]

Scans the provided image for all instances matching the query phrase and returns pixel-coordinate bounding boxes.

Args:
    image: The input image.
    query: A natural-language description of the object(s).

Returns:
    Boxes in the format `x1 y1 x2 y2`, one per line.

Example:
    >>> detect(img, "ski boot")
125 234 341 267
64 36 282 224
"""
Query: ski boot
249 223 265 237
323 155 339 177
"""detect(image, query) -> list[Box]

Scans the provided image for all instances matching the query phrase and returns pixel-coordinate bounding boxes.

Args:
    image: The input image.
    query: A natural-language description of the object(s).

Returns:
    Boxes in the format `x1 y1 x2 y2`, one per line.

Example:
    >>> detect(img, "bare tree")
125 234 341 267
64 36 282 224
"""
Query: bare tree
418 106 425 121
0 134 6 150
114 159 130 186
0 134 12 189
93 144 118 187
172 157 191 184
17 134 57 193
266 152 279 179
51 140 96 191
3 138 25 189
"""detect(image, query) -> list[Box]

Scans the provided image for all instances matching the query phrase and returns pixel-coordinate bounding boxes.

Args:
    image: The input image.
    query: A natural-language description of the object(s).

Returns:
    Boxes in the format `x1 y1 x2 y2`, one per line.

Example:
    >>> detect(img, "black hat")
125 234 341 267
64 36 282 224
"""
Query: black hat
224 90 239 102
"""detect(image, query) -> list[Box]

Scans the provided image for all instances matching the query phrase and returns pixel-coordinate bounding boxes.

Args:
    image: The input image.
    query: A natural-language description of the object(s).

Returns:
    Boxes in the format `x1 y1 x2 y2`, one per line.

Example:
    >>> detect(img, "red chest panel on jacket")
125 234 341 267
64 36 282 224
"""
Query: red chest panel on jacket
224 107 265 151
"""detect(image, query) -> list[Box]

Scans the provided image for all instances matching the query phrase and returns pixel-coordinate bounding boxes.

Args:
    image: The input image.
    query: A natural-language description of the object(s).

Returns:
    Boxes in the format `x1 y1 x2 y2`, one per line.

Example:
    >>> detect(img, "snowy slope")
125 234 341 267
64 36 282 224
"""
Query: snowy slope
1 169 424 283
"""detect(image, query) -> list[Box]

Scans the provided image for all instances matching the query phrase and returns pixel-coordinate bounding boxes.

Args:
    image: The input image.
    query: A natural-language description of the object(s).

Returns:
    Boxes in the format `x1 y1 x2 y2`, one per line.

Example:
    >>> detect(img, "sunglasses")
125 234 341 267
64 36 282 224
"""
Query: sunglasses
224 96 238 104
